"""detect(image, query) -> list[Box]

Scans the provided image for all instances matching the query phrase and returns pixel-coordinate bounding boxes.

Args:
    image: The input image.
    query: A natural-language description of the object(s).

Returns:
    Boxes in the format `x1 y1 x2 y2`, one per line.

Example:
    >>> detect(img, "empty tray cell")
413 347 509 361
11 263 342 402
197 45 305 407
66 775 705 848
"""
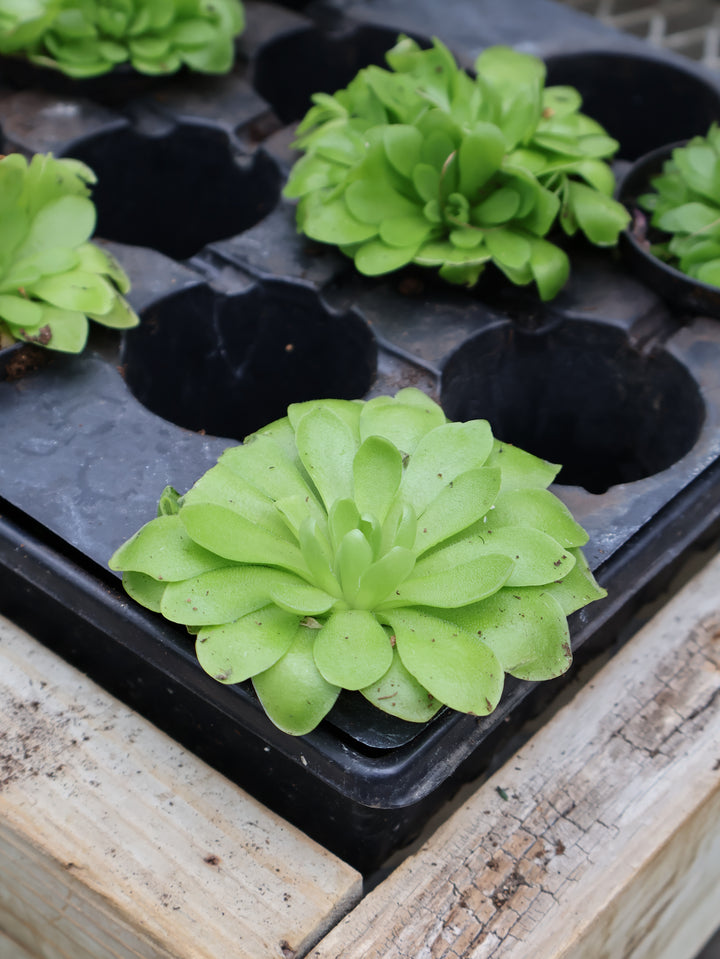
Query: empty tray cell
122 279 377 440
544 51 720 160
63 119 281 260
252 23 428 123
440 318 705 494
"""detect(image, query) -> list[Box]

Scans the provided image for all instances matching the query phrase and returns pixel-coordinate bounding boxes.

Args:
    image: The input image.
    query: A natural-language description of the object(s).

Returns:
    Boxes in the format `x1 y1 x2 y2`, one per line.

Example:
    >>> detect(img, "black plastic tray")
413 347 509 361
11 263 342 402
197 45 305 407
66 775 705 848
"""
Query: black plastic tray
3 0 720 873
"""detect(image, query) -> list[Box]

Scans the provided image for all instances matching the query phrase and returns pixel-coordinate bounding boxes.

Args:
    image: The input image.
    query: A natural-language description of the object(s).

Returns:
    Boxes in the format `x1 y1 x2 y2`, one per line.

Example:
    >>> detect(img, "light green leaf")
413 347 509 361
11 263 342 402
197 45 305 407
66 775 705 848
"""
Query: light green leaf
34 307 89 353
400 420 494 515
528 236 569 301
387 553 513 608
161 566 335 626
447 589 572 681
457 124 506 198
379 214 432 248
354 239 420 275
490 487 589 547
179 503 307 575
253 626 340 736
354 546 416 609
485 228 531 269
386 608 504 715
17 195 95 257
299 193 377 246
383 124 423 177
567 180 630 245
298 518 340 597
122 571 167 613
30 270 115 314
295 407 358 509
336 529 373 602
484 440 560 490
412 163 440 202
541 85 582 118
345 178 418 225
196 605 300 683
473 186 521 226
220 434 318 505
360 390 447 454
313 608 393 689
542 549 606 615
109 513 228 580
353 435 403 523
0 294 43 328
88 293 139 329
360 648 441 722
182 462 290 539
414 467 502 554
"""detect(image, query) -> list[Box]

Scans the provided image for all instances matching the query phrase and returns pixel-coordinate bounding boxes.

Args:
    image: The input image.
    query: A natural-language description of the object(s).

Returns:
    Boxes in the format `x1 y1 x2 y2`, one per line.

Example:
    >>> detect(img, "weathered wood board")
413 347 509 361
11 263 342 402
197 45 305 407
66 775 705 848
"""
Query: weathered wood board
0 615 362 959
310 550 720 959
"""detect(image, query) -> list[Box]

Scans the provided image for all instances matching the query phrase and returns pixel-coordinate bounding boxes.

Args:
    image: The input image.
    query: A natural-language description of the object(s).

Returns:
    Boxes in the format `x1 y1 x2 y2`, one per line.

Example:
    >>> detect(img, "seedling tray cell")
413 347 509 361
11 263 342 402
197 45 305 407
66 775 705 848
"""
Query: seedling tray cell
3 0 720 873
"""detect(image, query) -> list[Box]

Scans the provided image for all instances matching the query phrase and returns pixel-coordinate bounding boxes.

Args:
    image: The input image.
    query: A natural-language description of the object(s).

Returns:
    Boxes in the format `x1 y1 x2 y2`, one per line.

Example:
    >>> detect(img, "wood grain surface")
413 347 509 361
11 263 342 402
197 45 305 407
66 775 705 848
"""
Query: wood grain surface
0 616 362 959
310 550 720 959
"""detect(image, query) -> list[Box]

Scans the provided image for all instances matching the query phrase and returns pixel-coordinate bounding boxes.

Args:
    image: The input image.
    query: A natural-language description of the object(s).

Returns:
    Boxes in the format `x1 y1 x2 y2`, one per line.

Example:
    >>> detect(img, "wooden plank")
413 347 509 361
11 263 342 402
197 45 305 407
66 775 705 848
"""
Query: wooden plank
310 550 720 959
0 616 362 959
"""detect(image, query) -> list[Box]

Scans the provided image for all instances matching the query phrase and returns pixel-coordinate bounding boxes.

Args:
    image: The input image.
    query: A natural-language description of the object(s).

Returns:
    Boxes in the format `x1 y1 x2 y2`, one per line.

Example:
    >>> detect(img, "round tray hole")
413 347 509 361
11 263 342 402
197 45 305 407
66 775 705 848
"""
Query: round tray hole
252 24 429 124
122 280 377 440
440 320 705 494
544 51 720 161
64 121 281 260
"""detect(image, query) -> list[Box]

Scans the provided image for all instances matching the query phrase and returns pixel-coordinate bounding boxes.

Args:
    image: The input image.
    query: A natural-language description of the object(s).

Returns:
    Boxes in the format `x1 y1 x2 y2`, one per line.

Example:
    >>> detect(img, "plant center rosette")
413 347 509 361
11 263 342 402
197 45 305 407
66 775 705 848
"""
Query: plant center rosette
110 389 606 735
284 37 630 300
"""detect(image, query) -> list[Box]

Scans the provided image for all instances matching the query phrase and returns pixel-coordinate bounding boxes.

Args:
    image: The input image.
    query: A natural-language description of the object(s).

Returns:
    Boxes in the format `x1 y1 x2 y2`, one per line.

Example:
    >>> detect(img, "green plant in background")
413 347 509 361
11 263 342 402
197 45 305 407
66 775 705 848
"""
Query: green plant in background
0 0 245 77
0 0 61 55
284 37 630 300
0 152 138 353
637 123 720 287
110 388 606 736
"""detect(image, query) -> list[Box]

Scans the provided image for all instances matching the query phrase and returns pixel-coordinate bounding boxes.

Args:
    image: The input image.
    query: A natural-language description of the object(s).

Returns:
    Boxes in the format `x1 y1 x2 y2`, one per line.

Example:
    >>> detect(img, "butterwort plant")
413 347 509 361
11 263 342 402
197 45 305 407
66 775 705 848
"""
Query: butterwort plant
110 389 606 736
284 36 630 300
0 151 138 353
637 123 720 287
0 0 244 77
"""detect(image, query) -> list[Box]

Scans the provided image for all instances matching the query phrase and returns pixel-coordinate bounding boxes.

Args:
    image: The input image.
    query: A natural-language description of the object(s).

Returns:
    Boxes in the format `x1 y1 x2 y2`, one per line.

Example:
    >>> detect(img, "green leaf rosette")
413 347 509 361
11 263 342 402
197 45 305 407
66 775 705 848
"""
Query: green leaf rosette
0 0 244 78
284 36 630 300
110 388 606 736
0 151 139 353
0 0 61 54
637 123 720 287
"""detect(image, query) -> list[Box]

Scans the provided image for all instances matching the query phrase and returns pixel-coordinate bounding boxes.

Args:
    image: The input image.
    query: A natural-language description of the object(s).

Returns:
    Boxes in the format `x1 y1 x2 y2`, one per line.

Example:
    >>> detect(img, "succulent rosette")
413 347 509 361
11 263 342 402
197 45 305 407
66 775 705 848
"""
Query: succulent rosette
0 0 61 54
109 388 606 736
637 123 720 287
0 152 139 353
284 37 630 300
0 0 244 78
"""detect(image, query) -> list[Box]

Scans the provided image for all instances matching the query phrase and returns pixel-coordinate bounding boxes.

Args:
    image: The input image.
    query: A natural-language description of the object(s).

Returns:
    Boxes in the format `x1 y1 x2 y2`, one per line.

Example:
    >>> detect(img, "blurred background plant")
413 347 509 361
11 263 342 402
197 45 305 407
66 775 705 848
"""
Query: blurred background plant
0 0 244 77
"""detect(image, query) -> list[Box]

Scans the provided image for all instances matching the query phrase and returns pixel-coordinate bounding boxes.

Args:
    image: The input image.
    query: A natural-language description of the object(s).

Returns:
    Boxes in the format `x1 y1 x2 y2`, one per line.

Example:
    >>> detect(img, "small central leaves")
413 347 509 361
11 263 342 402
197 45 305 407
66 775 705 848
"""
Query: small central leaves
110 388 607 735
299 496 417 609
